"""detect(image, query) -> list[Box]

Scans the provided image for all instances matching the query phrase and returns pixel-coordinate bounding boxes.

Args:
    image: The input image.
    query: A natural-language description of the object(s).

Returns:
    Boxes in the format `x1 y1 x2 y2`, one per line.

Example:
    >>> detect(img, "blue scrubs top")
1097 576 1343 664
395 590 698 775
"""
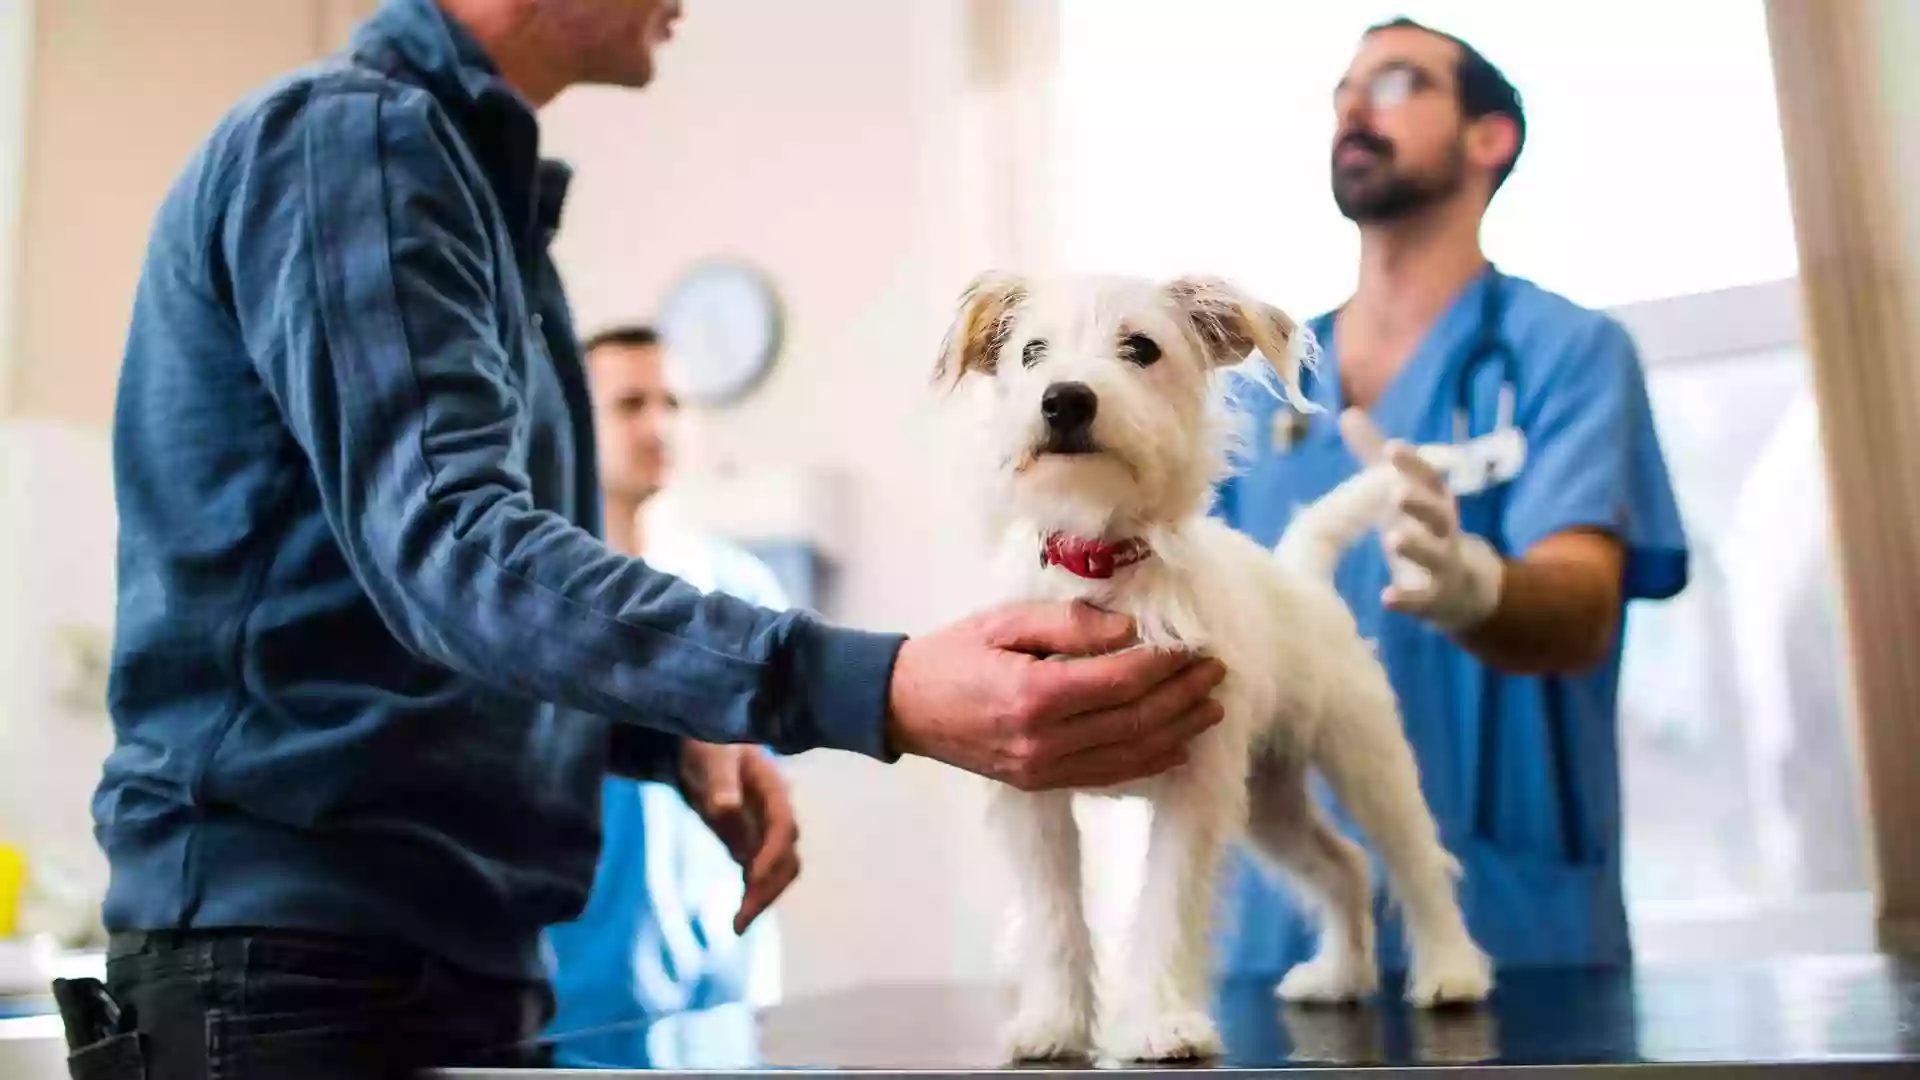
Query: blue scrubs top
1212 267 1688 975
541 526 791 1048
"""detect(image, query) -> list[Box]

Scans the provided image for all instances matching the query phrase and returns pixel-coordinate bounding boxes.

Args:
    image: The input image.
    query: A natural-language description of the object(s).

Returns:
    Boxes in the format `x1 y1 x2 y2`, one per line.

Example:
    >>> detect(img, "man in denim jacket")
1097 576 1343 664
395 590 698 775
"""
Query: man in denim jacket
74 1 1227 1076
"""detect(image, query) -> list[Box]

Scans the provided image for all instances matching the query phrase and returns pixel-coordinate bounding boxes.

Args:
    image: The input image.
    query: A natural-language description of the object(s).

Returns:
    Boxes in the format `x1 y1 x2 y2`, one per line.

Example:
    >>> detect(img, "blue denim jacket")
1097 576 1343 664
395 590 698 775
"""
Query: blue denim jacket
96 0 902 982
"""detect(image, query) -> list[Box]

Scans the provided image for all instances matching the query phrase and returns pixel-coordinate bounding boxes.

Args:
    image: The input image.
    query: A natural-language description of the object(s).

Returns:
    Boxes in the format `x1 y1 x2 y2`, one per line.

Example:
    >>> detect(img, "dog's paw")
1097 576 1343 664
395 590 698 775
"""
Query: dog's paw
1275 955 1379 1005
1000 1004 1094 1062
1405 945 1493 1008
1099 1006 1224 1063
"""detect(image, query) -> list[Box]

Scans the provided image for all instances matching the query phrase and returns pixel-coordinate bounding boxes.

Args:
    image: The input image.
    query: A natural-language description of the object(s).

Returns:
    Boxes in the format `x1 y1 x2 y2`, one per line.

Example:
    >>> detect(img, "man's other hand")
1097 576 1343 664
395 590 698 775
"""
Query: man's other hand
885 601 1227 791
1339 408 1504 632
677 741 799 935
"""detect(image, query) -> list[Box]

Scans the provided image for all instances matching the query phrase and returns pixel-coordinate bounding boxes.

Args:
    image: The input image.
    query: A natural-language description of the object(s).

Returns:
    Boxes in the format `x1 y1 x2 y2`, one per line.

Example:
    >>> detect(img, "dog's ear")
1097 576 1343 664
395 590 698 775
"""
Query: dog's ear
1165 275 1301 369
934 272 1027 388
1165 275 1314 408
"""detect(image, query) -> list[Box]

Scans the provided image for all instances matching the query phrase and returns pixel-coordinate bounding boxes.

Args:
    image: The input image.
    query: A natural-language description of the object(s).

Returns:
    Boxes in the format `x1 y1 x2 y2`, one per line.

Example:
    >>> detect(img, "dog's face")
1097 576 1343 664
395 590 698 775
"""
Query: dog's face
936 273 1310 532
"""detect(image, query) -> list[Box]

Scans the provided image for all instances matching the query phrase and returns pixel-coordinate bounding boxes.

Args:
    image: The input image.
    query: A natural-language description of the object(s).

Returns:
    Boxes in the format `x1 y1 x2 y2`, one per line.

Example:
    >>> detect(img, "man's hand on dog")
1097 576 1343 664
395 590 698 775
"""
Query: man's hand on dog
886 602 1227 791
678 740 799 935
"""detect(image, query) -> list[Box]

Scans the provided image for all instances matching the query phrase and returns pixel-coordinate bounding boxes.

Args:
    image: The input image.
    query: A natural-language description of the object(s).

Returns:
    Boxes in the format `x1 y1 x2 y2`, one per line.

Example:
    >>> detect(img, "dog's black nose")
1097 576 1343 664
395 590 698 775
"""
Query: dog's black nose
1041 381 1098 432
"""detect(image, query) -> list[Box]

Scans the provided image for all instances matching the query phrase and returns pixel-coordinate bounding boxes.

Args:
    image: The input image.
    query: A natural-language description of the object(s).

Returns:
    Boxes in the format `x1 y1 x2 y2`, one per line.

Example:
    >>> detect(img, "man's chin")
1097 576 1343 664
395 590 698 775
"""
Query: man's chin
1334 186 1426 224
585 55 657 90
1332 178 1388 219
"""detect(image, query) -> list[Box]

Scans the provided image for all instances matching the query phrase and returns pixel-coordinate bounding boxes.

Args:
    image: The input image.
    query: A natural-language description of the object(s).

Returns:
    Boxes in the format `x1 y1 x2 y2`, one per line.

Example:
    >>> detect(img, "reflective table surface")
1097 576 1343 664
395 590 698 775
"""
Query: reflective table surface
440 954 1918 1077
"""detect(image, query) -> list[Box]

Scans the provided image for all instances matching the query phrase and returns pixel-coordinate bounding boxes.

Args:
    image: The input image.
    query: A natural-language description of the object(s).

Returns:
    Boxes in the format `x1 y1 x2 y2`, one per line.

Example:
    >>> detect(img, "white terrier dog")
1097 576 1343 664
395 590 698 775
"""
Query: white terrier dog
933 271 1493 1064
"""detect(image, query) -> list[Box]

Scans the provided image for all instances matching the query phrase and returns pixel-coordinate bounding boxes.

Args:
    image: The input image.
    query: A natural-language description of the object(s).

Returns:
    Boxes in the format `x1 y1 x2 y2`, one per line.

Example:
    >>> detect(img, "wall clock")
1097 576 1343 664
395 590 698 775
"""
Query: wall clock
657 259 784 407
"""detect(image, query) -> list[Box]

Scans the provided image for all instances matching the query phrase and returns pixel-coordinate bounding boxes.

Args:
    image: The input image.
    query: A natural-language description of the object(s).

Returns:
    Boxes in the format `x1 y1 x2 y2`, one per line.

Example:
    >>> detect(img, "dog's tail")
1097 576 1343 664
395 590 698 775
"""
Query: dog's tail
1273 443 1461 582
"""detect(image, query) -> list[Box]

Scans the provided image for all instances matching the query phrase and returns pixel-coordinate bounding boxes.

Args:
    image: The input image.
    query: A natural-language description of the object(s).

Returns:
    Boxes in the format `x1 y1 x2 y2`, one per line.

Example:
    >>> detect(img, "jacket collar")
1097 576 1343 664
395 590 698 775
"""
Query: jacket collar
535 159 573 247
350 0 571 260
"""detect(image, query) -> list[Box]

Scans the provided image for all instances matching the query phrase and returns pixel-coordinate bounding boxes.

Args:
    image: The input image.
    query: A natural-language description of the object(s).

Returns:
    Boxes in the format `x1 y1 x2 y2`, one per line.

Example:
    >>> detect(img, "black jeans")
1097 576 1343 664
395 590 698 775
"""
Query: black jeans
60 929 554 1079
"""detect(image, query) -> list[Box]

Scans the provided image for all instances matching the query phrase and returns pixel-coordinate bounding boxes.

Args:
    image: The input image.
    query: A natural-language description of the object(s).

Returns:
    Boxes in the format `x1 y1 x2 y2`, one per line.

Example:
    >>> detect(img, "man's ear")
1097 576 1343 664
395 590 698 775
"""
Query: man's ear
1165 275 1315 409
934 272 1027 388
1468 113 1521 186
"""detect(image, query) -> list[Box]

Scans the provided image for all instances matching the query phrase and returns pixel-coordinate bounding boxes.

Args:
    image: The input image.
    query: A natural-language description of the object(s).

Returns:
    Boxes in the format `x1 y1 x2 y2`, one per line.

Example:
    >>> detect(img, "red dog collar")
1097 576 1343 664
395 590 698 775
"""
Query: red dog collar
1042 533 1153 580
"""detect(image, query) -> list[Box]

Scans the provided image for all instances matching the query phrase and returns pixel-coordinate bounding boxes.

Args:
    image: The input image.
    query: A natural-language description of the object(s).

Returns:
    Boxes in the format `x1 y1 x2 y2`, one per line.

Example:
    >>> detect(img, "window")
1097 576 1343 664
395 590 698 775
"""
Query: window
1053 0 1799 315
1612 286 1871 959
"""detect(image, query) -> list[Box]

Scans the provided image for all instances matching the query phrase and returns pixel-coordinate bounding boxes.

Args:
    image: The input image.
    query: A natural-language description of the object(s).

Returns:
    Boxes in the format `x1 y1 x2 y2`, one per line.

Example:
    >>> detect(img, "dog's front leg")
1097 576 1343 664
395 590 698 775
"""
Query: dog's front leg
990 787 1095 1060
1102 742 1242 1061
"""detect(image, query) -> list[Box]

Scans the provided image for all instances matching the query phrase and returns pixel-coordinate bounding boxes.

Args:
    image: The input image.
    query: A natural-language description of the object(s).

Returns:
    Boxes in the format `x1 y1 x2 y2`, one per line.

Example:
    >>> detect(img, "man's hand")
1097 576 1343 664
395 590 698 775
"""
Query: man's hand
1340 409 1504 632
885 602 1228 791
1338 408 1625 673
677 741 798 935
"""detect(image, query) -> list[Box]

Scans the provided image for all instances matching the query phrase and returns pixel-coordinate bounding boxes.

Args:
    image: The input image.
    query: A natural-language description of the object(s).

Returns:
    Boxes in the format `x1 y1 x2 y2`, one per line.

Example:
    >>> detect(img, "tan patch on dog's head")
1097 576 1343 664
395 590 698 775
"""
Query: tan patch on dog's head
934 272 1028 388
1164 275 1315 411
1164 276 1300 368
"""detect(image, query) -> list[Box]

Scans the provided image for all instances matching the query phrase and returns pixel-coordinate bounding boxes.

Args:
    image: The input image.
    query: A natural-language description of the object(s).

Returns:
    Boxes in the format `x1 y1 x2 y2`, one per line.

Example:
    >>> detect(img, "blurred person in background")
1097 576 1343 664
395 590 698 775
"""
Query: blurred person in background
70 0 1229 1075
1212 18 1689 982
542 324 790 1048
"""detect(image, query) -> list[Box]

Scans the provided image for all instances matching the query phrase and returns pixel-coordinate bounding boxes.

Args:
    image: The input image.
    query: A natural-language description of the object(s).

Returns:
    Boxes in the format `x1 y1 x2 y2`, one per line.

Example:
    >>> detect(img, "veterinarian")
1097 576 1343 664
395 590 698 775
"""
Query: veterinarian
540 324 789 1053
1213 18 1688 977
70 0 1231 1075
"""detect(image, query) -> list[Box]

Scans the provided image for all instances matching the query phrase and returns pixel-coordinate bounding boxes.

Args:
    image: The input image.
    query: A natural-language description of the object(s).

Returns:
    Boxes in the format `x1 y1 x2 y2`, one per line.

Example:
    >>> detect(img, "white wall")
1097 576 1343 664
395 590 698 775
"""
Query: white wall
6 0 373 424
0 423 117 897
542 0 1019 996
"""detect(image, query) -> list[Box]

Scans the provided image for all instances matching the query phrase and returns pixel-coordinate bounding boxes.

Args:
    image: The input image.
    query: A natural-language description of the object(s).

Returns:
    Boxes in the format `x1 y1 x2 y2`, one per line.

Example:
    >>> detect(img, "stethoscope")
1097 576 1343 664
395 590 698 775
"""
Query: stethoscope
1275 265 1528 499
1446 266 1528 497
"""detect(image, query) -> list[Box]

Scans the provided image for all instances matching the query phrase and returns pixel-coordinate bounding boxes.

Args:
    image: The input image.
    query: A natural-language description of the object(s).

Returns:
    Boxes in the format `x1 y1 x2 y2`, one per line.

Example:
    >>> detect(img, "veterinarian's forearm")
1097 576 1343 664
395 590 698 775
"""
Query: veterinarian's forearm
1450 553 1620 675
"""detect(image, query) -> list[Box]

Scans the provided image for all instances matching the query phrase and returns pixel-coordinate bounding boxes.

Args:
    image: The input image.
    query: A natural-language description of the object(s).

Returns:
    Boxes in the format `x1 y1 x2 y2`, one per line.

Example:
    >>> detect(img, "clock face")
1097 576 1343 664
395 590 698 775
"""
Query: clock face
657 261 783 406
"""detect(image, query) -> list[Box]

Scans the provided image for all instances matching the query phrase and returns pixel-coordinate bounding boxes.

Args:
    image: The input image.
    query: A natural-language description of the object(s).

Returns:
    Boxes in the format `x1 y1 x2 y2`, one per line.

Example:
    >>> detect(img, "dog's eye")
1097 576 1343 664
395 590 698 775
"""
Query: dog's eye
1021 339 1048 368
1121 333 1162 367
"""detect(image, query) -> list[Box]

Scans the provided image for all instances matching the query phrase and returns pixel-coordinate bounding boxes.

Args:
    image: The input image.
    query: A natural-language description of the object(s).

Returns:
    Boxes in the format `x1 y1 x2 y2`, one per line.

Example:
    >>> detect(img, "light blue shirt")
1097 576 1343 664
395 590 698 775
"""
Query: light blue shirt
1212 266 1688 974
542 522 792 1056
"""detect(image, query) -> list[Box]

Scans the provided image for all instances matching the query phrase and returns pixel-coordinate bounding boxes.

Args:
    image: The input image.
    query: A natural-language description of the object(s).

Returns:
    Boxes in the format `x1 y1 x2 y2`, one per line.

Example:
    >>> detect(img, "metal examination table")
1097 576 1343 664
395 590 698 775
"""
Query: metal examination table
437 953 1918 1078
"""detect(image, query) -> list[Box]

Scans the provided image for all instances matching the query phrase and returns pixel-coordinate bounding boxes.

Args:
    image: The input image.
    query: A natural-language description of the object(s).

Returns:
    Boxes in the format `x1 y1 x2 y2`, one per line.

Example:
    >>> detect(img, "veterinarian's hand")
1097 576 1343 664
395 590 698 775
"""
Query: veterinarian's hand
885 601 1228 791
1339 409 1504 632
677 740 799 935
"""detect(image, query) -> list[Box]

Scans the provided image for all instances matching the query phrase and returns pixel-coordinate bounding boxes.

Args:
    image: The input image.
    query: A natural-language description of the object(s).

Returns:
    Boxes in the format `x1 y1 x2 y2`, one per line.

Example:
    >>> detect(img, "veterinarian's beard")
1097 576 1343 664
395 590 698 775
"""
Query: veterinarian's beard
1331 143 1466 224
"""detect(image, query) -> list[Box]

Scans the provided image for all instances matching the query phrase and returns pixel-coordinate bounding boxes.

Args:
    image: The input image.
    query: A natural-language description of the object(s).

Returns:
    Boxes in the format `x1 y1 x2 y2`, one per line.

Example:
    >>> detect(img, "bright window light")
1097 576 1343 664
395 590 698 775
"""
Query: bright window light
1053 0 1799 315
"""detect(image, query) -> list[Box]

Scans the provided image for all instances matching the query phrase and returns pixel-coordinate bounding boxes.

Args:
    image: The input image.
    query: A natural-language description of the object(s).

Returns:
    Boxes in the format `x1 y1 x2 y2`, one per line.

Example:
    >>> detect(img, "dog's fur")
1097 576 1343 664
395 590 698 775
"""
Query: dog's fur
934 271 1493 1064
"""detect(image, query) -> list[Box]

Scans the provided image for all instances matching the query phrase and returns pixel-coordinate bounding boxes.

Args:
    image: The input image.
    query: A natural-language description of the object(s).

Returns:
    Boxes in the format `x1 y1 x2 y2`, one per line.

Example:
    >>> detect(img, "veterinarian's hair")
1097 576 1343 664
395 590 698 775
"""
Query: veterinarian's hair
581 323 661 354
1366 16 1526 193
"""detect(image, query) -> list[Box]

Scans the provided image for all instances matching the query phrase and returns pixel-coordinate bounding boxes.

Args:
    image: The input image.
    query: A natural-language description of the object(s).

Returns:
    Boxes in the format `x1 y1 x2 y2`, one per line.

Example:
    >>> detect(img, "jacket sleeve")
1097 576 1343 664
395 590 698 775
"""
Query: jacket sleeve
219 85 902 761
